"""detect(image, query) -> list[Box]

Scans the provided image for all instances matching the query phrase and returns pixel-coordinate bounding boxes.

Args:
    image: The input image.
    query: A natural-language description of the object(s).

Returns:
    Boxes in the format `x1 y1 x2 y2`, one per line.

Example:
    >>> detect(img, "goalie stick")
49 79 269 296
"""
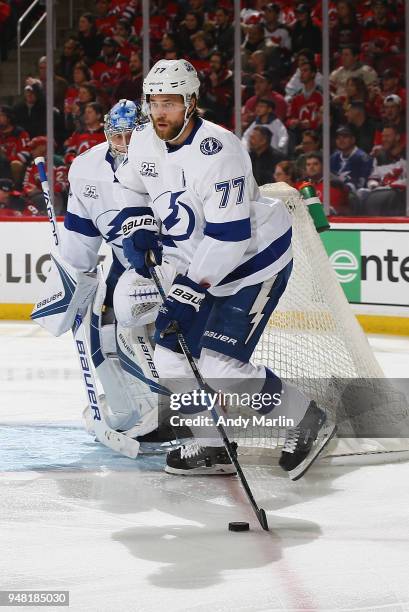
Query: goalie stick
147 254 269 532
34 156 140 459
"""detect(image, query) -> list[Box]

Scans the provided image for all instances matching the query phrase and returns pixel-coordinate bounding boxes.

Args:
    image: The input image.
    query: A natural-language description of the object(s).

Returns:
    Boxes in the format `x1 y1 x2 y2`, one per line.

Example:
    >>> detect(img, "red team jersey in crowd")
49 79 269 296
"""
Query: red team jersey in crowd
91 55 130 90
95 15 118 37
64 128 106 160
0 127 30 162
23 161 68 195
287 89 323 130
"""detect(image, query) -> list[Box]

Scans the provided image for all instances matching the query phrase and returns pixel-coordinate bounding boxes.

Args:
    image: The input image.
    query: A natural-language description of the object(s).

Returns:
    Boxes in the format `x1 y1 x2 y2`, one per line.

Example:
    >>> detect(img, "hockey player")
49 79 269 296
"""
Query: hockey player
32 99 168 448
114 59 336 479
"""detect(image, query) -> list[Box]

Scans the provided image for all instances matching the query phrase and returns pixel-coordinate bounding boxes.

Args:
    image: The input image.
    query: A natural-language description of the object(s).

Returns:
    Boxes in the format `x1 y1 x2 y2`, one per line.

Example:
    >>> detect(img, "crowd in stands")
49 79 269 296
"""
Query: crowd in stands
0 0 406 217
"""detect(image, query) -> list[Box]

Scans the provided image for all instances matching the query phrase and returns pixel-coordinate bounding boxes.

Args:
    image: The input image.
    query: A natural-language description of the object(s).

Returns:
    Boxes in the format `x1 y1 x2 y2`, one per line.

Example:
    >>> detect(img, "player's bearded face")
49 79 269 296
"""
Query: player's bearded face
150 95 187 141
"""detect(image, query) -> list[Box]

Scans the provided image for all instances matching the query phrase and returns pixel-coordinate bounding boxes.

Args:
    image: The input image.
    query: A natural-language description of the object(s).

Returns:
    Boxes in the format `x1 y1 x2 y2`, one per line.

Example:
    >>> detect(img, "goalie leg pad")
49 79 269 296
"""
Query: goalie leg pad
31 251 98 336
85 269 162 436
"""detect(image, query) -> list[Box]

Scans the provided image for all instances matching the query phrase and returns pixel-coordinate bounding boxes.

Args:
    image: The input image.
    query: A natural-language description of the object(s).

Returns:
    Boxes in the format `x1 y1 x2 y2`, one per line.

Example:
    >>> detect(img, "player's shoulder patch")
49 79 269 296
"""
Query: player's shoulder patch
200 136 223 156
134 120 149 132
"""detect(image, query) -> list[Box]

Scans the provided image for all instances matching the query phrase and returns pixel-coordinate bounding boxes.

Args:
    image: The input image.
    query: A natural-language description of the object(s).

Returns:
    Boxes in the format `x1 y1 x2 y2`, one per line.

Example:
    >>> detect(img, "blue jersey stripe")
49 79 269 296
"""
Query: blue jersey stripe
204 218 251 242
162 235 177 248
217 227 292 286
64 211 100 237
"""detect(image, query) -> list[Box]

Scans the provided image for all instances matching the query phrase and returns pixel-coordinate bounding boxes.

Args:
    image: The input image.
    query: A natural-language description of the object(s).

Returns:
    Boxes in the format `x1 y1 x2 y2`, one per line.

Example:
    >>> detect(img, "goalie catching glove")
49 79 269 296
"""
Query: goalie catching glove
155 274 207 338
122 207 163 278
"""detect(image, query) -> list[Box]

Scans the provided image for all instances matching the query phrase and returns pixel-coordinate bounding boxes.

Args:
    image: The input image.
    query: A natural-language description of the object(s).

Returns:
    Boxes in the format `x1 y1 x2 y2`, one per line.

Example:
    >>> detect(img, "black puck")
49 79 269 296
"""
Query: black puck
228 521 250 532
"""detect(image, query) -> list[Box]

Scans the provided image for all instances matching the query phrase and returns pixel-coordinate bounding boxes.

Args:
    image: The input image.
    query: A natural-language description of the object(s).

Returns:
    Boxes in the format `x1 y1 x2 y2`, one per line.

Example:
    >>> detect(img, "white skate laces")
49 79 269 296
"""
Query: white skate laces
180 440 203 460
282 427 300 454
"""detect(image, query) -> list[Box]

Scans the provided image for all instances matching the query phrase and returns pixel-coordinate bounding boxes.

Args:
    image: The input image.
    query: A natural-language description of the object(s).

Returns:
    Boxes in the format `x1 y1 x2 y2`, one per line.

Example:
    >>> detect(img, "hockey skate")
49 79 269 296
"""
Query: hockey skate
279 401 337 481
165 440 237 475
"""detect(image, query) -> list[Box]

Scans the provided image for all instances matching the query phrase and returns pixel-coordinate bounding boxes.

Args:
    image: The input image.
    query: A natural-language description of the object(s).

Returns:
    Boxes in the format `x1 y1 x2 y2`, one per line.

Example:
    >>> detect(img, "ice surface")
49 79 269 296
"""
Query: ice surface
1 322 409 612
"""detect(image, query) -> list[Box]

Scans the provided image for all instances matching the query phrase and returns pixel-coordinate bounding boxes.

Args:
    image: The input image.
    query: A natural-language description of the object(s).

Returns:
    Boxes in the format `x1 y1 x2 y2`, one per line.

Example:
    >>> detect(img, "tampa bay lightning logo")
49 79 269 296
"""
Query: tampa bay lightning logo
200 137 223 155
96 207 144 245
156 190 195 241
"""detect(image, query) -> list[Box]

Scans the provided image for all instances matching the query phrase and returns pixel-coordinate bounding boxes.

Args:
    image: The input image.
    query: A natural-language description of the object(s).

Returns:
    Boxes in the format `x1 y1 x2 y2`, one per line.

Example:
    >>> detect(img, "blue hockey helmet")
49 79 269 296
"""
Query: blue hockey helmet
104 99 146 158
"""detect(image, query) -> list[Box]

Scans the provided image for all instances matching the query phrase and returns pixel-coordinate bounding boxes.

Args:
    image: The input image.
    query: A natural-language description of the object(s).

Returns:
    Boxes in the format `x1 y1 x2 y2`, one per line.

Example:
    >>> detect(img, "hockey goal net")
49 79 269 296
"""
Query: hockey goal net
243 182 409 463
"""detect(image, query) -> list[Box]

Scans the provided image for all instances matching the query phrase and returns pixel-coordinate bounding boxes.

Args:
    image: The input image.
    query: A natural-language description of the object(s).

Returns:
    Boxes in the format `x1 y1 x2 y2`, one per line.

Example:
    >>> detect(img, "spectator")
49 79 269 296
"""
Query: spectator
55 38 83 83
64 102 105 163
285 48 324 101
241 23 277 72
362 0 403 70
287 61 323 133
200 51 234 127
246 49 269 77
303 152 350 214
330 125 373 192
95 0 117 37
65 82 97 133
360 125 406 215
22 136 68 215
381 94 405 131
242 72 287 127
342 76 368 109
248 125 285 186
212 7 234 56
273 160 298 186
369 69 407 118
291 4 322 55
0 105 30 184
91 37 130 97
368 126 406 188
0 178 38 217
330 44 378 99
13 82 64 145
77 12 104 64
176 11 204 57
112 18 139 58
330 0 362 52
295 128 321 173
263 3 291 52
189 31 213 70
178 0 207 24
64 61 92 114
242 98 289 155
27 56 67 115
13 82 47 139
112 51 143 103
372 94 406 149
344 101 377 153
159 33 178 58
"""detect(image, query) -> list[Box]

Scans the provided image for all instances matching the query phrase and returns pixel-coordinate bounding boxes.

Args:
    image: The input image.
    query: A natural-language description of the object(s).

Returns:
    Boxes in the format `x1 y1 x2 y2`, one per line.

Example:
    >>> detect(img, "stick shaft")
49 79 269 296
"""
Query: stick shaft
149 264 269 531
35 156 60 247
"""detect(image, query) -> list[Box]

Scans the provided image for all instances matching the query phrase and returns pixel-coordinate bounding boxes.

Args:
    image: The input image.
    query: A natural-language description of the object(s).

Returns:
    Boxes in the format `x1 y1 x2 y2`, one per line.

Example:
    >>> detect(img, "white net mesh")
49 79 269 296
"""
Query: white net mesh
240 182 409 461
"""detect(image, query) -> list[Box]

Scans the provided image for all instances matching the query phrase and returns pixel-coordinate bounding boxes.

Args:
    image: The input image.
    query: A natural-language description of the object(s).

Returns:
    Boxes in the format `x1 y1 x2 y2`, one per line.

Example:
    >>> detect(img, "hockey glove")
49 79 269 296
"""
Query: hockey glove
122 209 163 278
155 274 207 338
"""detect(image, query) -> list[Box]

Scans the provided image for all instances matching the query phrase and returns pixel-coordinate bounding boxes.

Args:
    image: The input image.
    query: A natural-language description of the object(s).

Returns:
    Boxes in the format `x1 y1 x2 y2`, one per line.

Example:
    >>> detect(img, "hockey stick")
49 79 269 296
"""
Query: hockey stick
147 256 269 531
34 157 140 459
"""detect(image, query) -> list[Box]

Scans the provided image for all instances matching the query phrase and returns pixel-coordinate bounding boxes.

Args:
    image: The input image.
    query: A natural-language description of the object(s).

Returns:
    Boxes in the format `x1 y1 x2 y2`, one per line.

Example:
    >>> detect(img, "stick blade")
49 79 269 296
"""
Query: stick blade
258 508 269 531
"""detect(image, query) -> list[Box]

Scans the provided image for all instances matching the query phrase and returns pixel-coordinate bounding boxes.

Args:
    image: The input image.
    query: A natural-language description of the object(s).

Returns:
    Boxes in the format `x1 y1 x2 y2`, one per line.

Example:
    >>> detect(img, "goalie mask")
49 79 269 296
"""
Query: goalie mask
104 99 147 159
142 59 200 143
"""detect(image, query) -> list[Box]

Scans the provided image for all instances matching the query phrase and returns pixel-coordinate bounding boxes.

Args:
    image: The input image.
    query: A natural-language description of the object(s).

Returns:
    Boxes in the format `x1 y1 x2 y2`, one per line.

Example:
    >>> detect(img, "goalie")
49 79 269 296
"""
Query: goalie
31 99 176 449
113 60 337 480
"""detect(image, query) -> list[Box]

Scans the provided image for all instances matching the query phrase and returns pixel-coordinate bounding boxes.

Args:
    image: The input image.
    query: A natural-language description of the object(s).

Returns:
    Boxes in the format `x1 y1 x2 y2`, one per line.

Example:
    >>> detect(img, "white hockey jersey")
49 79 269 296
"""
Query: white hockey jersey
61 142 149 272
115 118 292 297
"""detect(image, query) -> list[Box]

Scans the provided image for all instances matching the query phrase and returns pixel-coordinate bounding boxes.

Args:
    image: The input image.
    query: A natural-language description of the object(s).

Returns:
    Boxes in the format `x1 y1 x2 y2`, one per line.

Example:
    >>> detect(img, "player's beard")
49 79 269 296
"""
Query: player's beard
152 116 185 142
